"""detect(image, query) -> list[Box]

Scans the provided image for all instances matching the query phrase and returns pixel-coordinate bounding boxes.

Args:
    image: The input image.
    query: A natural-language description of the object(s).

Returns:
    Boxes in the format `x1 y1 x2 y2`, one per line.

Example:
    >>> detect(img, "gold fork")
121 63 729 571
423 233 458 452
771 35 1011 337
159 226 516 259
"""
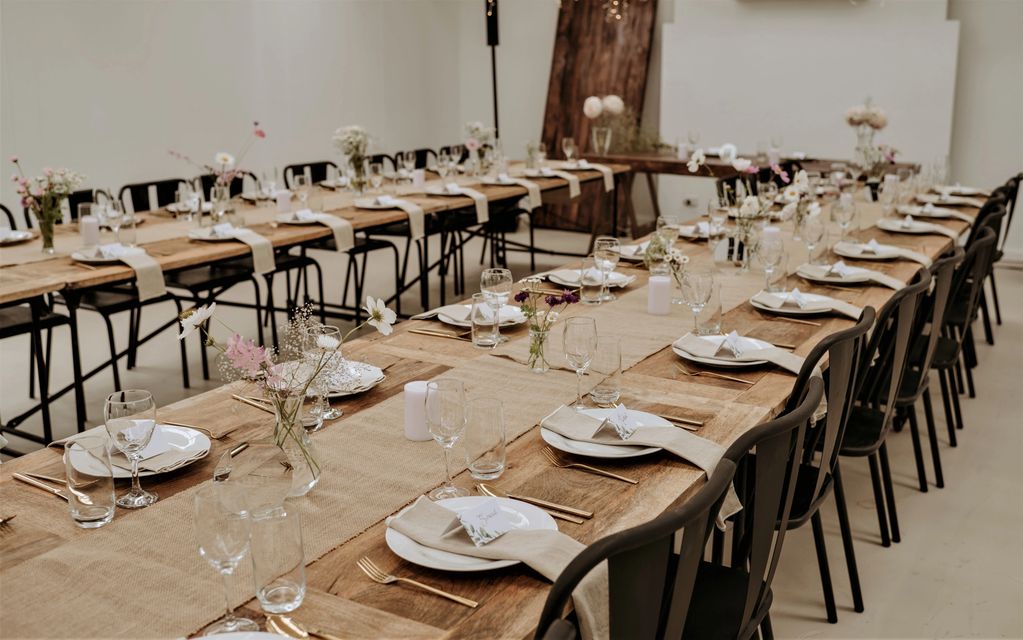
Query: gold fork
541 447 638 484
355 557 478 608
0 514 16 528
159 419 237 440
675 363 754 386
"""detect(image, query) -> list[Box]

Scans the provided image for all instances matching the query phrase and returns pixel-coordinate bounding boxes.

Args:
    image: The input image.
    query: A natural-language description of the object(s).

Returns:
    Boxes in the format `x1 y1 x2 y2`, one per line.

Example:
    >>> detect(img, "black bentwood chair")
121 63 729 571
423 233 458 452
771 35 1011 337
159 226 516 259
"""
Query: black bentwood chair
195 172 256 200
986 175 1021 327
283 161 338 189
963 192 1008 345
838 269 931 549
535 378 824 640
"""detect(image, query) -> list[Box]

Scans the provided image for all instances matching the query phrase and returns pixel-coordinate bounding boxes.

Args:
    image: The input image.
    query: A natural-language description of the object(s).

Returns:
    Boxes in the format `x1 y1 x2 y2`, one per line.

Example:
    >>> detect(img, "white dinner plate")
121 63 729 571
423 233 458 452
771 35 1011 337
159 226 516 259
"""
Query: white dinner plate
204 633 283 640
188 228 239 242
547 270 635 289
319 179 349 190
832 242 899 261
478 176 517 186
274 213 320 225
875 217 951 236
67 424 210 478
541 408 665 459
0 230 37 246
915 193 980 207
70 251 124 264
423 186 469 197
353 198 400 210
436 304 526 328
934 185 987 197
326 362 385 398
385 497 557 572
166 202 212 214
672 334 772 368
749 292 836 316
795 265 872 285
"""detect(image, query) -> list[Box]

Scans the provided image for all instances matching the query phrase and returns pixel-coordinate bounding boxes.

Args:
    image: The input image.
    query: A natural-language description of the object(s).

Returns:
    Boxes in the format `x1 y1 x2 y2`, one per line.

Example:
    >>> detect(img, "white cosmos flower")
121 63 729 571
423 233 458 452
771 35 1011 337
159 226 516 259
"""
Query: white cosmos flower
582 96 603 119
718 143 737 164
731 157 752 173
364 296 396 336
782 185 801 202
178 302 216 339
601 94 625 116
214 152 235 169
316 334 341 351
739 195 761 218
686 148 706 173
793 169 809 193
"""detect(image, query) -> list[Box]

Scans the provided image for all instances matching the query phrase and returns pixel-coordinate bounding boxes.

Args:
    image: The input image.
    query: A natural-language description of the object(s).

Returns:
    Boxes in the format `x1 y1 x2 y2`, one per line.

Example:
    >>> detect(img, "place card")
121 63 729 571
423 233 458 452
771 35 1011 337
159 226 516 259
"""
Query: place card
453 498 514 547
593 404 635 440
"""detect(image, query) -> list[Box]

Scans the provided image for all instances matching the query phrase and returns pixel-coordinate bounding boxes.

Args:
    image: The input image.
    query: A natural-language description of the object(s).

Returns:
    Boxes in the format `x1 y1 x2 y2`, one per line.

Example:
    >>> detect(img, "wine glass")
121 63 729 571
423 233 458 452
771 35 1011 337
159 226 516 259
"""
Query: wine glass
480 268 513 342
758 234 785 292
292 175 310 211
536 142 547 168
302 324 344 426
561 137 577 164
436 153 451 182
593 236 621 302
687 130 701 147
369 163 384 193
194 484 259 635
449 145 464 166
98 202 124 244
681 267 714 333
708 196 728 237
563 317 597 409
802 214 826 265
831 195 857 241
401 150 417 181
770 135 784 151
104 389 158 508
426 380 469 500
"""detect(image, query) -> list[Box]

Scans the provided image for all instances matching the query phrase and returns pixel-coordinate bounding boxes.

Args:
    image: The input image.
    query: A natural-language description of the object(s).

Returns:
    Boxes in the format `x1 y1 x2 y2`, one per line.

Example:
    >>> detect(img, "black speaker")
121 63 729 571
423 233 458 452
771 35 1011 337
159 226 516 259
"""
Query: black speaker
486 0 499 46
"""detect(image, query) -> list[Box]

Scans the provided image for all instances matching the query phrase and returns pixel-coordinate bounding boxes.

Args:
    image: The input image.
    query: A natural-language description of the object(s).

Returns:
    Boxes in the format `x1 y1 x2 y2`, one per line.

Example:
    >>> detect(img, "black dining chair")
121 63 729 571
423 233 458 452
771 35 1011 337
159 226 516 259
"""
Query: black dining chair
838 268 931 548
1 203 15 229
964 191 1008 345
535 378 824 640
979 176 1019 330
283 161 337 189
195 172 256 200
118 178 188 213
407 148 437 169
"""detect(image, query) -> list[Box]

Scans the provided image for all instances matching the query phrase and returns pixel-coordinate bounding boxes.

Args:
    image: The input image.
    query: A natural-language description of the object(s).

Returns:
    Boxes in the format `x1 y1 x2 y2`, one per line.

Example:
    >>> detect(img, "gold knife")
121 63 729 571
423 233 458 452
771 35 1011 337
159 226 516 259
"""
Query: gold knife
408 329 472 342
13 473 70 502
478 483 593 518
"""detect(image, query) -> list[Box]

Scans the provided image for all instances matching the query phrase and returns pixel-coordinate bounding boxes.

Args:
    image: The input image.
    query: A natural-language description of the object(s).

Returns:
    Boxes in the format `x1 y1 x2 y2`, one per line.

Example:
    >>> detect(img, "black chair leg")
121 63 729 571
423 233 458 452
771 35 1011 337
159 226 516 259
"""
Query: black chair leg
311 260 326 324
811 511 839 624
528 213 537 271
922 389 944 488
251 278 265 346
389 243 402 318
195 293 211 380
832 464 864 612
28 328 40 399
173 298 190 389
963 337 977 398
906 404 928 492
711 527 724 565
989 270 1002 325
953 356 965 394
938 368 957 447
30 325 53 443
949 371 965 431
979 289 994 345
760 612 774 640
267 278 279 350
867 454 891 547
879 443 901 544
101 314 122 390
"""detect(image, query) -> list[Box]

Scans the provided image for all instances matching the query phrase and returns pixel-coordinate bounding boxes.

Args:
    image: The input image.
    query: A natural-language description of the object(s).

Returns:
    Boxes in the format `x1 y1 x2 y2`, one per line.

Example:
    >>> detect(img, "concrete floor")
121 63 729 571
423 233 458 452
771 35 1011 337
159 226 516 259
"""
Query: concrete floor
2 223 1021 638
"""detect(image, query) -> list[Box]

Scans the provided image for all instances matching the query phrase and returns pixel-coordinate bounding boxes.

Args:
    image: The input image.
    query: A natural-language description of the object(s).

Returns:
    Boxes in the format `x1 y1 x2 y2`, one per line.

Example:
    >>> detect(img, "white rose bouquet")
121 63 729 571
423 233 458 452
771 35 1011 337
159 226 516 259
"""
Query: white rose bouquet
332 125 370 191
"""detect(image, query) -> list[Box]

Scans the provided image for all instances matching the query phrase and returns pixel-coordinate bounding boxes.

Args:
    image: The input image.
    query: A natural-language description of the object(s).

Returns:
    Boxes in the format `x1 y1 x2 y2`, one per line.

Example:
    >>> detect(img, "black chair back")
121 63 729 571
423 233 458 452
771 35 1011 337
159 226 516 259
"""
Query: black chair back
195 172 254 200
283 161 337 189
407 148 436 169
118 179 187 213
1 203 15 229
534 378 824 640
368 153 397 173
903 248 964 399
439 145 468 164
965 192 1007 251
943 226 1000 335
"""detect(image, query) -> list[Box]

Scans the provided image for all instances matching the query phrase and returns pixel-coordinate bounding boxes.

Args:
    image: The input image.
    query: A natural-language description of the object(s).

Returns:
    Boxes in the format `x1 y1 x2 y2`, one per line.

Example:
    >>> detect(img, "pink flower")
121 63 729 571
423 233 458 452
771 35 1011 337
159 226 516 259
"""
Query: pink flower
254 128 266 139
10 173 17 182
464 137 481 151
264 362 289 391
43 168 53 176
9 156 18 164
744 165 759 174
770 163 790 184
225 333 270 378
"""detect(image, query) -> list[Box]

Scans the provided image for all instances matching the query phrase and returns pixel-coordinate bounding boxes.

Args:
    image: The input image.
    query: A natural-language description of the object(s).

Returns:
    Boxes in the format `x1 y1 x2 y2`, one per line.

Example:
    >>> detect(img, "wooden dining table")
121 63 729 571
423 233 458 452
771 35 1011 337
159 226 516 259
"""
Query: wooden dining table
0 190 979 639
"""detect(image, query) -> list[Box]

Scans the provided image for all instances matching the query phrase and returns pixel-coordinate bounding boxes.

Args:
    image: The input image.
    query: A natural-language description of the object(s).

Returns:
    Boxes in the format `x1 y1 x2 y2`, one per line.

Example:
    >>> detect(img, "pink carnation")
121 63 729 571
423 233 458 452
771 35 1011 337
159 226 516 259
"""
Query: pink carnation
9 156 18 164
464 137 481 151
225 333 270 378
254 128 266 139
771 163 790 184
744 165 759 174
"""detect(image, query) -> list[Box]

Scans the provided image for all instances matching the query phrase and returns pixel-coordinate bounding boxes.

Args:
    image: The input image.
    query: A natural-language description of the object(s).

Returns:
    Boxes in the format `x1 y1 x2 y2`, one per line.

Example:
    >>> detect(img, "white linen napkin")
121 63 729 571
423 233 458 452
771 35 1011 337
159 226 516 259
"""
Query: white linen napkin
457 186 490 224
388 496 609 640
93 244 167 302
878 216 960 240
228 229 276 274
835 239 933 267
674 333 805 374
799 261 906 290
377 195 426 240
435 303 525 324
507 177 542 210
752 288 863 319
574 160 614 192
549 268 632 287
916 193 985 208
540 405 742 528
544 168 581 198
294 208 354 252
618 240 650 260
678 221 712 237
898 203 974 223
934 183 990 197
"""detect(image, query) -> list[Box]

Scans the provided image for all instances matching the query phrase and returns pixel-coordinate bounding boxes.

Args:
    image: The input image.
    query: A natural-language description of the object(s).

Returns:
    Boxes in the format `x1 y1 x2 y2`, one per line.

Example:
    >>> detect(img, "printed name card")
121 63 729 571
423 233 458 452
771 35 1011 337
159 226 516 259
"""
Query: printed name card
454 498 514 547
212 223 235 237
592 404 636 440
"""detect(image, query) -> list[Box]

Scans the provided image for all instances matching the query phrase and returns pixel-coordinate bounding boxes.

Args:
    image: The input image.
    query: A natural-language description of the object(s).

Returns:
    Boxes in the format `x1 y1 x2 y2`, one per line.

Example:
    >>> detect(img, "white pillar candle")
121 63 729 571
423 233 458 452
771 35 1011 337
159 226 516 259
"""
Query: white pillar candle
403 381 431 441
80 215 100 248
412 169 426 189
648 275 672 316
276 191 292 213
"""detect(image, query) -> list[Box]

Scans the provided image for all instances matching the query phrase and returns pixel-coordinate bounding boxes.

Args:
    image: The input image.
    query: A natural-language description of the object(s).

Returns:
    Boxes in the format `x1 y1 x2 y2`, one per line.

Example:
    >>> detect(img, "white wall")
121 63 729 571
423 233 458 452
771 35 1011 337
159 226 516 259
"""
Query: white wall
0 0 466 213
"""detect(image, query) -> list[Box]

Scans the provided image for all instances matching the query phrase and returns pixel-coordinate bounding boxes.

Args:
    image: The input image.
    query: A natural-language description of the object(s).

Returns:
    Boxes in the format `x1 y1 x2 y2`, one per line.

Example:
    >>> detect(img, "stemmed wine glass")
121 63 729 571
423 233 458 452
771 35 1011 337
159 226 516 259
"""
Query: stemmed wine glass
681 267 715 333
426 379 469 500
292 175 310 212
535 142 548 169
687 130 701 148
561 137 577 165
401 151 417 182
758 234 785 292
436 153 451 182
98 202 124 244
194 484 260 636
802 214 826 265
593 236 621 302
449 145 464 166
831 195 857 241
369 162 385 193
104 389 158 508
480 268 513 343
563 317 597 409
302 324 344 426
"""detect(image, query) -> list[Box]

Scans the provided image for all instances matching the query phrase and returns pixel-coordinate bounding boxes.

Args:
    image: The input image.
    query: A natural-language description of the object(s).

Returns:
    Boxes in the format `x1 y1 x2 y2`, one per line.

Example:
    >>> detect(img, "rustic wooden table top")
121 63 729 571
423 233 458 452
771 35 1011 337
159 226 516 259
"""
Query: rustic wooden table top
0 192 978 639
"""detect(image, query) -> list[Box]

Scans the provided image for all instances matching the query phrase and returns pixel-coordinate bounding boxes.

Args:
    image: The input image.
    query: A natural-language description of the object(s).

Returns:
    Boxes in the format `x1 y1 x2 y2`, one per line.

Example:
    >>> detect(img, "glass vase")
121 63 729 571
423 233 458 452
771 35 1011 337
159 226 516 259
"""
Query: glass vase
349 156 368 196
527 323 550 374
591 126 612 156
38 218 56 254
270 390 321 497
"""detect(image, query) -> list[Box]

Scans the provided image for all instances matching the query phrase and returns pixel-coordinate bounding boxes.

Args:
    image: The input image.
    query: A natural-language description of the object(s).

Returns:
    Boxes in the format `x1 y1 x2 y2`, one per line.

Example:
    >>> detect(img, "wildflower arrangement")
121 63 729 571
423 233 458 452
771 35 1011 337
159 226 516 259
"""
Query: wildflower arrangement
168 121 265 185
331 125 370 191
10 157 85 252
514 278 580 372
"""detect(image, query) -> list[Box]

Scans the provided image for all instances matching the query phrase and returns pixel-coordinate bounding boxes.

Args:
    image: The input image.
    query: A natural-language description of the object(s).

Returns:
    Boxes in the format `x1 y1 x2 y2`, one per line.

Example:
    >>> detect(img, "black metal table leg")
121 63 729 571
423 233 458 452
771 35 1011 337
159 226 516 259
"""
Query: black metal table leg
61 290 88 432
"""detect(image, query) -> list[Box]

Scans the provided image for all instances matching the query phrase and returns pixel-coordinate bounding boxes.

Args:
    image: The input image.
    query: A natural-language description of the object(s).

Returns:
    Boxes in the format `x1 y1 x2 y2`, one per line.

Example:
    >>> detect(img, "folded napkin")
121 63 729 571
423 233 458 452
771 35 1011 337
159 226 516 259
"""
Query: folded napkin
674 332 805 374
540 406 742 527
898 203 973 223
540 167 581 198
550 268 631 287
437 303 525 324
294 209 354 252
619 241 650 259
934 183 990 197
92 244 167 302
573 160 614 192
377 195 426 240
917 193 985 208
507 176 543 210
455 185 490 224
752 288 863 319
834 238 932 267
389 496 608 640
799 261 906 290
678 221 712 237
878 215 960 240
228 228 276 274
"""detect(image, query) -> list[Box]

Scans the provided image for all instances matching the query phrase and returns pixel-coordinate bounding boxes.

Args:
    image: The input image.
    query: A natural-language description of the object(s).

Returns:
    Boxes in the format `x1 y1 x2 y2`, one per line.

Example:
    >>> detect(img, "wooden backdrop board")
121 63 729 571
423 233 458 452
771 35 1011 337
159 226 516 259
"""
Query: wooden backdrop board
535 0 658 234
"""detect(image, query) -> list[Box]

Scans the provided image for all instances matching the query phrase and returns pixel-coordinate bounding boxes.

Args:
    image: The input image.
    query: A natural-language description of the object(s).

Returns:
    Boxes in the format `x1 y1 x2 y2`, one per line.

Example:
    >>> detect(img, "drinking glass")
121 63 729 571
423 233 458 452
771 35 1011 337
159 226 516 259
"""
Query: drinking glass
426 380 469 500
802 214 827 265
579 255 603 304
369 162 384 192
436 153 451 181
535 142 547 168
449 145 464 165
194 484 260 635
250 503 306 614
104 389 158 508
681 267 715 333
696 282 723 336
656 216 679 244
480 267 512 342
302 324 344 427
708 197 729 237
470 293 499 349
593 236 621 302
759 181 779 208
64 434 116 528
561 137 577 164
563 317 597 409
687 130 701 147
291 175 310 212
758 234 785 292
588 336 621 405
119 207 138 247
466 397 506 480
211 185 231 223
98 201 124 244
831 195 857 241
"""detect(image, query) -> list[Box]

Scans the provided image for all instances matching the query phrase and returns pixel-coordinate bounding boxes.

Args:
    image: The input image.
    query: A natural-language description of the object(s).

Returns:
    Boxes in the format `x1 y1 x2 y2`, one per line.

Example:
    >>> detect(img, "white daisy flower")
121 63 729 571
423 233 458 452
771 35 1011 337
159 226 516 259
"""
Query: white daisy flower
178 302 216 339
364 296 396 335
214 152 235 169
316 334 341 351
